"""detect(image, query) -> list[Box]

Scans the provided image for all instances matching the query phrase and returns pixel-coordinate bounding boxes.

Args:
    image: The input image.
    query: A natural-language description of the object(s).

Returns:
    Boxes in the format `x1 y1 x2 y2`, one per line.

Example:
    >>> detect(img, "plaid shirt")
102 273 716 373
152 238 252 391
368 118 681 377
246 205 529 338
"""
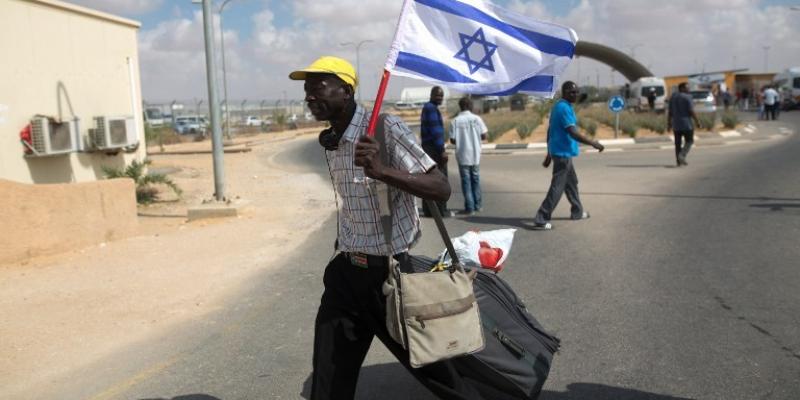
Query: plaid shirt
326 106 436 256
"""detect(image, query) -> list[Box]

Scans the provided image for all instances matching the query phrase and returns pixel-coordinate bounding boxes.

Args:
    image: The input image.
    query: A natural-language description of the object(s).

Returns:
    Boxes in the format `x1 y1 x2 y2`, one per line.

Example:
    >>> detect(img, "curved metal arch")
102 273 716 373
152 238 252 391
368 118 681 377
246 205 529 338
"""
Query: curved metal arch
575 41 653 82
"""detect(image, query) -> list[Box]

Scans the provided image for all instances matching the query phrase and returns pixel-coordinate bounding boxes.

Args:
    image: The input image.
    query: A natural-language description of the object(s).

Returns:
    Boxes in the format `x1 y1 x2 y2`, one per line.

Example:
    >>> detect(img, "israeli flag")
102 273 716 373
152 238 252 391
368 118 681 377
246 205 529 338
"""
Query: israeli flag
385 0 578 97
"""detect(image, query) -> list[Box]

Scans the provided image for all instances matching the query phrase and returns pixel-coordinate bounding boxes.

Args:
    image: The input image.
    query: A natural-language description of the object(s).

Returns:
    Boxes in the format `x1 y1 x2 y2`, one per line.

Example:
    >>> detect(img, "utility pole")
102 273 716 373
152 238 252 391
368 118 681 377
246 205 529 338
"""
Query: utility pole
340 39 373 104
218 0 235 140
199 0 225 200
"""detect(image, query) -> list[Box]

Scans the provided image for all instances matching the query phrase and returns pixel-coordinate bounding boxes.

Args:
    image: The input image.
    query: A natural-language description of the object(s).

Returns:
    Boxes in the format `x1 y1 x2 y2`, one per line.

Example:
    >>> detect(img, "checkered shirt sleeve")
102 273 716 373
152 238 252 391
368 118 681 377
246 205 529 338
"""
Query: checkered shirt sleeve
326 110 436 256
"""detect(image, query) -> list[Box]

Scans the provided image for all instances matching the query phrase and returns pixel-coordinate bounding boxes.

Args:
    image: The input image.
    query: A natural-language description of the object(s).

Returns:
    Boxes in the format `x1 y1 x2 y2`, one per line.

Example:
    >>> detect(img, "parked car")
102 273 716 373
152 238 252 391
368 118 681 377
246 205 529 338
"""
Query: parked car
244 116 262 126
173 115 207 134
689 90 717 113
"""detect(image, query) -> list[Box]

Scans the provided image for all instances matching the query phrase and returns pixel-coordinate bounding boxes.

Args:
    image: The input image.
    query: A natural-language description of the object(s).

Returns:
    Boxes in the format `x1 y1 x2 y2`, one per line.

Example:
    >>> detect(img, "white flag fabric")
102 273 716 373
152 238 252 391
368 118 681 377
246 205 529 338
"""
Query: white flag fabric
385 0 578 97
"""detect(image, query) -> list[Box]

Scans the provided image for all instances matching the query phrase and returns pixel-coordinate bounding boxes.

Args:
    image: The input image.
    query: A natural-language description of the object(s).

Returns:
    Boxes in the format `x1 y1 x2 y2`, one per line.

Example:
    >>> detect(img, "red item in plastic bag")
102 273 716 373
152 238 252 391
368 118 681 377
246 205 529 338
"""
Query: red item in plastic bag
478 241 504 272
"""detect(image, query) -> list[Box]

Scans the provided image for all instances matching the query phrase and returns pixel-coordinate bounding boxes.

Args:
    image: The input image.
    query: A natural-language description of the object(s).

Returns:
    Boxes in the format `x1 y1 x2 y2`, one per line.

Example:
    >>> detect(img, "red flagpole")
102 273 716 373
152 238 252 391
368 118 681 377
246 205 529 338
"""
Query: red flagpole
366 69 392 137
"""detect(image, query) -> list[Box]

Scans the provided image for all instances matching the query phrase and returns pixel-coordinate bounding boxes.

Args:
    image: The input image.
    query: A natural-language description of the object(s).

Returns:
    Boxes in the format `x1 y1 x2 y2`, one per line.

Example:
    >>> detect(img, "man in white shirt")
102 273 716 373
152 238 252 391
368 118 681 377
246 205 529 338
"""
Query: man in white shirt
449 97 488 216
763 85 779 120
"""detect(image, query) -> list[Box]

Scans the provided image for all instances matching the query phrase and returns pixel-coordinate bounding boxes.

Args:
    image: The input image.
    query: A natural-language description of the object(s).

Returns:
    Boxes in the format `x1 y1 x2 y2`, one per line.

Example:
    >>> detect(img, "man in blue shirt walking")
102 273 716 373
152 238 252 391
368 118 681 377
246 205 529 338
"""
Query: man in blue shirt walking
420 86 453 217
533 81 604 230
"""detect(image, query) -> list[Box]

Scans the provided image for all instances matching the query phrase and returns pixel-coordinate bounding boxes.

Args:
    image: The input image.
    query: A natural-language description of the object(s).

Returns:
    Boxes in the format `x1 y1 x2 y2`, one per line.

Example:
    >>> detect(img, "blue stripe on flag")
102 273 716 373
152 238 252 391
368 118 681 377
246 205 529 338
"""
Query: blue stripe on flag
484 75 554 95
396 52 478 83
395 51 554 95
415 0 575 58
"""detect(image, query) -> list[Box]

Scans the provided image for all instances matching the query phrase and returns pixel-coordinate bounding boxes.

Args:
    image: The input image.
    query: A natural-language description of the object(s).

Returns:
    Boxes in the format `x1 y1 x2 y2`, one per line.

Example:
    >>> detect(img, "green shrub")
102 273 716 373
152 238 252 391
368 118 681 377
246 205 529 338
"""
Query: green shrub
578 118 598 137
103 158 182 204
721 112 738 129
620 120 639 137
696 113 716 130
516 123 532 139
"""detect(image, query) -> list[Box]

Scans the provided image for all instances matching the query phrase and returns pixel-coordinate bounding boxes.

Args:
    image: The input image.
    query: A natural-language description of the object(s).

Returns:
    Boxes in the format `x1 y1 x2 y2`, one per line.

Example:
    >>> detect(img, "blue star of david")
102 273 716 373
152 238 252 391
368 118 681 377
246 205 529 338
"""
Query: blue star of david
453 27 498 75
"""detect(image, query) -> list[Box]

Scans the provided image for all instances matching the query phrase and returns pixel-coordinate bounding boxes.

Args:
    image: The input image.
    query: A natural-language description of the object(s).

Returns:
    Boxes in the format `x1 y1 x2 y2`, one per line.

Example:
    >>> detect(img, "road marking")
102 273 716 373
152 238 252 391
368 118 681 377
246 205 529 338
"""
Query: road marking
659 145 674 150
598 138 635 145
725 139 752 146
719 130 741 138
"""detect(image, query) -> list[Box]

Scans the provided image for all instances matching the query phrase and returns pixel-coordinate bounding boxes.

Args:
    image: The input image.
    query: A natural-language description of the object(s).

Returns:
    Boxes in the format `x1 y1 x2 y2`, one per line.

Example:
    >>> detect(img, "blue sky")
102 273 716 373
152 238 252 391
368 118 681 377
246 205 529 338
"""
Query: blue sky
67 0 800 104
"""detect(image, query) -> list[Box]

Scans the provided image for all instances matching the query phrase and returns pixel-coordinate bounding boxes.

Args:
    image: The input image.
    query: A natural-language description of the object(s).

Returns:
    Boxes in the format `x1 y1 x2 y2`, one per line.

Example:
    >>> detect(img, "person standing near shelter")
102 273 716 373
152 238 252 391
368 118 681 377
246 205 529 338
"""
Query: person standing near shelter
420 86 453 218
532 81 604 230
449 96 487 216
647 87 657 112
763 85 779 120
289 56 480 400
667 82 700 167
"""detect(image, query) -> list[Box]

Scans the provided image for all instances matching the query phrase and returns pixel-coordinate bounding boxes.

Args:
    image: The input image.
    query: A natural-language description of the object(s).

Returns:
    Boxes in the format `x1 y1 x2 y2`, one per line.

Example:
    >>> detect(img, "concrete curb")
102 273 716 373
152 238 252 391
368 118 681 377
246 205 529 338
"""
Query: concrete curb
460 122 796 155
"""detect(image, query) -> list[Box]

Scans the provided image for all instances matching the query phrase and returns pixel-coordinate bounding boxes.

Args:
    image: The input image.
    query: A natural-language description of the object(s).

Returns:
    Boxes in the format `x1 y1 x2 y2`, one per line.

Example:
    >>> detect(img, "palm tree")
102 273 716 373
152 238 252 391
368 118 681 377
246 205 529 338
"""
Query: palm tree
103 158 182 204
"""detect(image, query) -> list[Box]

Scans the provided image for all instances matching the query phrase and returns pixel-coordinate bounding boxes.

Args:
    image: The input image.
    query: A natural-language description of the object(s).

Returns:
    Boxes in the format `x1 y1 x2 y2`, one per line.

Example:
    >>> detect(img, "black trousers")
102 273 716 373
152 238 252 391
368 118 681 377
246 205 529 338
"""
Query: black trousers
311 253 482 400
534 156 583 224
421 143 449 217
673 129 694 163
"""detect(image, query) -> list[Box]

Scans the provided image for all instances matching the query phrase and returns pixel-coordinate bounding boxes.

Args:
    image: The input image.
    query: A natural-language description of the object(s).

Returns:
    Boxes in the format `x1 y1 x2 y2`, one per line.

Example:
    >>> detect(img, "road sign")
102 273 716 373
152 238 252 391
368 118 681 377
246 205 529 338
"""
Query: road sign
608 95 625 113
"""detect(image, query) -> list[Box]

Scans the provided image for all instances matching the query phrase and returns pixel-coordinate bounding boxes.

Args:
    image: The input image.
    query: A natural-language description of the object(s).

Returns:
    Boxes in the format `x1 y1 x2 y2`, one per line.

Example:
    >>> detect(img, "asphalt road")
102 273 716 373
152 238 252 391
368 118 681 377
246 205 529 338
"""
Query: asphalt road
38 112 800 400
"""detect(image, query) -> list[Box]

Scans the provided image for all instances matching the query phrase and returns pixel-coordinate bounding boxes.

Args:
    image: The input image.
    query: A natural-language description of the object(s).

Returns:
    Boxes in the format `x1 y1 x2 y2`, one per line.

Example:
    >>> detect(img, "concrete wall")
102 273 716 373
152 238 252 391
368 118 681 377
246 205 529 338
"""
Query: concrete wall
0 0 147 184
0 178 138 264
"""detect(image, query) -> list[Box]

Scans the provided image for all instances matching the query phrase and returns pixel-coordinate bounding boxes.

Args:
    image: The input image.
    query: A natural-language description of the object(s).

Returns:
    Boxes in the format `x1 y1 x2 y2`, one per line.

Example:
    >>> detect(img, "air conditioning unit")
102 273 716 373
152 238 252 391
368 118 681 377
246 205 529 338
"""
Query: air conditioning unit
91 116 138 150
28 117 78 156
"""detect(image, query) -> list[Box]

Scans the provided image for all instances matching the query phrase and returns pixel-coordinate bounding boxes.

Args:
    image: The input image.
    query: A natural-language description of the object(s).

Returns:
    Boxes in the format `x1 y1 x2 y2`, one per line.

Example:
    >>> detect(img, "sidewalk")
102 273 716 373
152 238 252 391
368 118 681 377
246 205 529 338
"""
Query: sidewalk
0 129 335 399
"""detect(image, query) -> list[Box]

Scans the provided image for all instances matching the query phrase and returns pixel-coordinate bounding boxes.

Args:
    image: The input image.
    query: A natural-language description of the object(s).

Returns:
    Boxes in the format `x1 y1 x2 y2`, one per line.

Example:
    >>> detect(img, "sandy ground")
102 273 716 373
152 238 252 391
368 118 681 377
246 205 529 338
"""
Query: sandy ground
0 129 335 398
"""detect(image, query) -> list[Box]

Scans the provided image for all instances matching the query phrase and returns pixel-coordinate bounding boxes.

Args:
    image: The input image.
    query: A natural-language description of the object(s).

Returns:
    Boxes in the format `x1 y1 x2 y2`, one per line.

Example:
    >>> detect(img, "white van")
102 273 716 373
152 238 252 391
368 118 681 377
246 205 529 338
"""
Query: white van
628 77 667 112
773 67 800 108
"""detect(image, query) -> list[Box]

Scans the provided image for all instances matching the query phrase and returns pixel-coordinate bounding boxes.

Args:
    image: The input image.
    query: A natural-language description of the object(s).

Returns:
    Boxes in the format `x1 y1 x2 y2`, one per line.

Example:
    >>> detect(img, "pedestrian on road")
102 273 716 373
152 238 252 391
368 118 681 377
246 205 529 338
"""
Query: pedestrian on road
532 81 605 230
449 96 488 216
289 56 478 400
763 85 779 121
667 82 700 167
420 86 453 218
741 87 750 111
647 87 657 112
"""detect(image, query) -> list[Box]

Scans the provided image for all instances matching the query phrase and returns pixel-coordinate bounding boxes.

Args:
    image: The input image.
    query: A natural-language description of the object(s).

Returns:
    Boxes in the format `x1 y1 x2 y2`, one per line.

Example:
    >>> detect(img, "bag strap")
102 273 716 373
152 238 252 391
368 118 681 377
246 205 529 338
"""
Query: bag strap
375 114 463 273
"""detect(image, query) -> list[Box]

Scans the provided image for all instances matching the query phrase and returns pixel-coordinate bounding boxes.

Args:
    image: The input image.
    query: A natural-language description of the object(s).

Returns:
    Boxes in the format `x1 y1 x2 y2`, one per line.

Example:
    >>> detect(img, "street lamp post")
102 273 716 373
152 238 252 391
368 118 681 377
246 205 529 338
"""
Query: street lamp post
198 0 225 200
219 0 235 140
340 39 373 104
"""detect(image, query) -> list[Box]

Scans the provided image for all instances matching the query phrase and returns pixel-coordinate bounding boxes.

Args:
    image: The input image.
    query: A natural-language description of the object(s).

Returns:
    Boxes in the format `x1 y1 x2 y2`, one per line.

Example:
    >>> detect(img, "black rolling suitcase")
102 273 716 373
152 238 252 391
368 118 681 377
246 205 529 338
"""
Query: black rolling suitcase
408 255 560 400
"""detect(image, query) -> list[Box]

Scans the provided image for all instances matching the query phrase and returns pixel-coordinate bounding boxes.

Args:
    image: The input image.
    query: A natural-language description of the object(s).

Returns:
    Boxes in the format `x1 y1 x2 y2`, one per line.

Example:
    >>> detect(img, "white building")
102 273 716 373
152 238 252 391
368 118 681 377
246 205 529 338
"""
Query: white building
0 0 146 184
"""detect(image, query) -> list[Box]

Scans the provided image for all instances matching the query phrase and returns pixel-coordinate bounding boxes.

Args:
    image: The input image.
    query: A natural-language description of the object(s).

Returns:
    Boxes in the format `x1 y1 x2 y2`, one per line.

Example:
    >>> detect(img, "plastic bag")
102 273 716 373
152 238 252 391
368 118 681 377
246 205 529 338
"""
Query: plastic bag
441 229 517 272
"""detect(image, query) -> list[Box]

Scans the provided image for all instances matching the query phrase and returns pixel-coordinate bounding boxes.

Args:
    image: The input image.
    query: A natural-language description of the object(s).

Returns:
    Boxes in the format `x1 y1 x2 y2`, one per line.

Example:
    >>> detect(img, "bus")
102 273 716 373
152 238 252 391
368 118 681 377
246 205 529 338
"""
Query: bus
144 107 165 126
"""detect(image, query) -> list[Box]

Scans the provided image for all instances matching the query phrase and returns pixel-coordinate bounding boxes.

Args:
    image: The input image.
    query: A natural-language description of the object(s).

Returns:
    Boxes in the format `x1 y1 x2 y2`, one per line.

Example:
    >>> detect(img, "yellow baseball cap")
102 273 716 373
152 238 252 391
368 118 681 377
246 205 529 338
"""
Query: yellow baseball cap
289 56 358 88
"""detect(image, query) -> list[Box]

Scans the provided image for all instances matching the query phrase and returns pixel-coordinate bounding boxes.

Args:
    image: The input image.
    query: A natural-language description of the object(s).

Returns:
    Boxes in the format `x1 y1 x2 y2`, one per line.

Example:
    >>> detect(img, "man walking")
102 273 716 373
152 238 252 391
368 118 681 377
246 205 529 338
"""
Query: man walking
667 82 700 166
420 86 452 217
289 56 479 400
533 81 604 230
449 96 487 216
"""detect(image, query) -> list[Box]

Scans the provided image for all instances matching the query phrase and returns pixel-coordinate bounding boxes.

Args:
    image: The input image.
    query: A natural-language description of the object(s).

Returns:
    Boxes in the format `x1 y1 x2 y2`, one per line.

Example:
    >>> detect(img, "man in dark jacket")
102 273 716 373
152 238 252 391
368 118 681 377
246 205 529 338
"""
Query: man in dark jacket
667 82 700 166
420 86 453 217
